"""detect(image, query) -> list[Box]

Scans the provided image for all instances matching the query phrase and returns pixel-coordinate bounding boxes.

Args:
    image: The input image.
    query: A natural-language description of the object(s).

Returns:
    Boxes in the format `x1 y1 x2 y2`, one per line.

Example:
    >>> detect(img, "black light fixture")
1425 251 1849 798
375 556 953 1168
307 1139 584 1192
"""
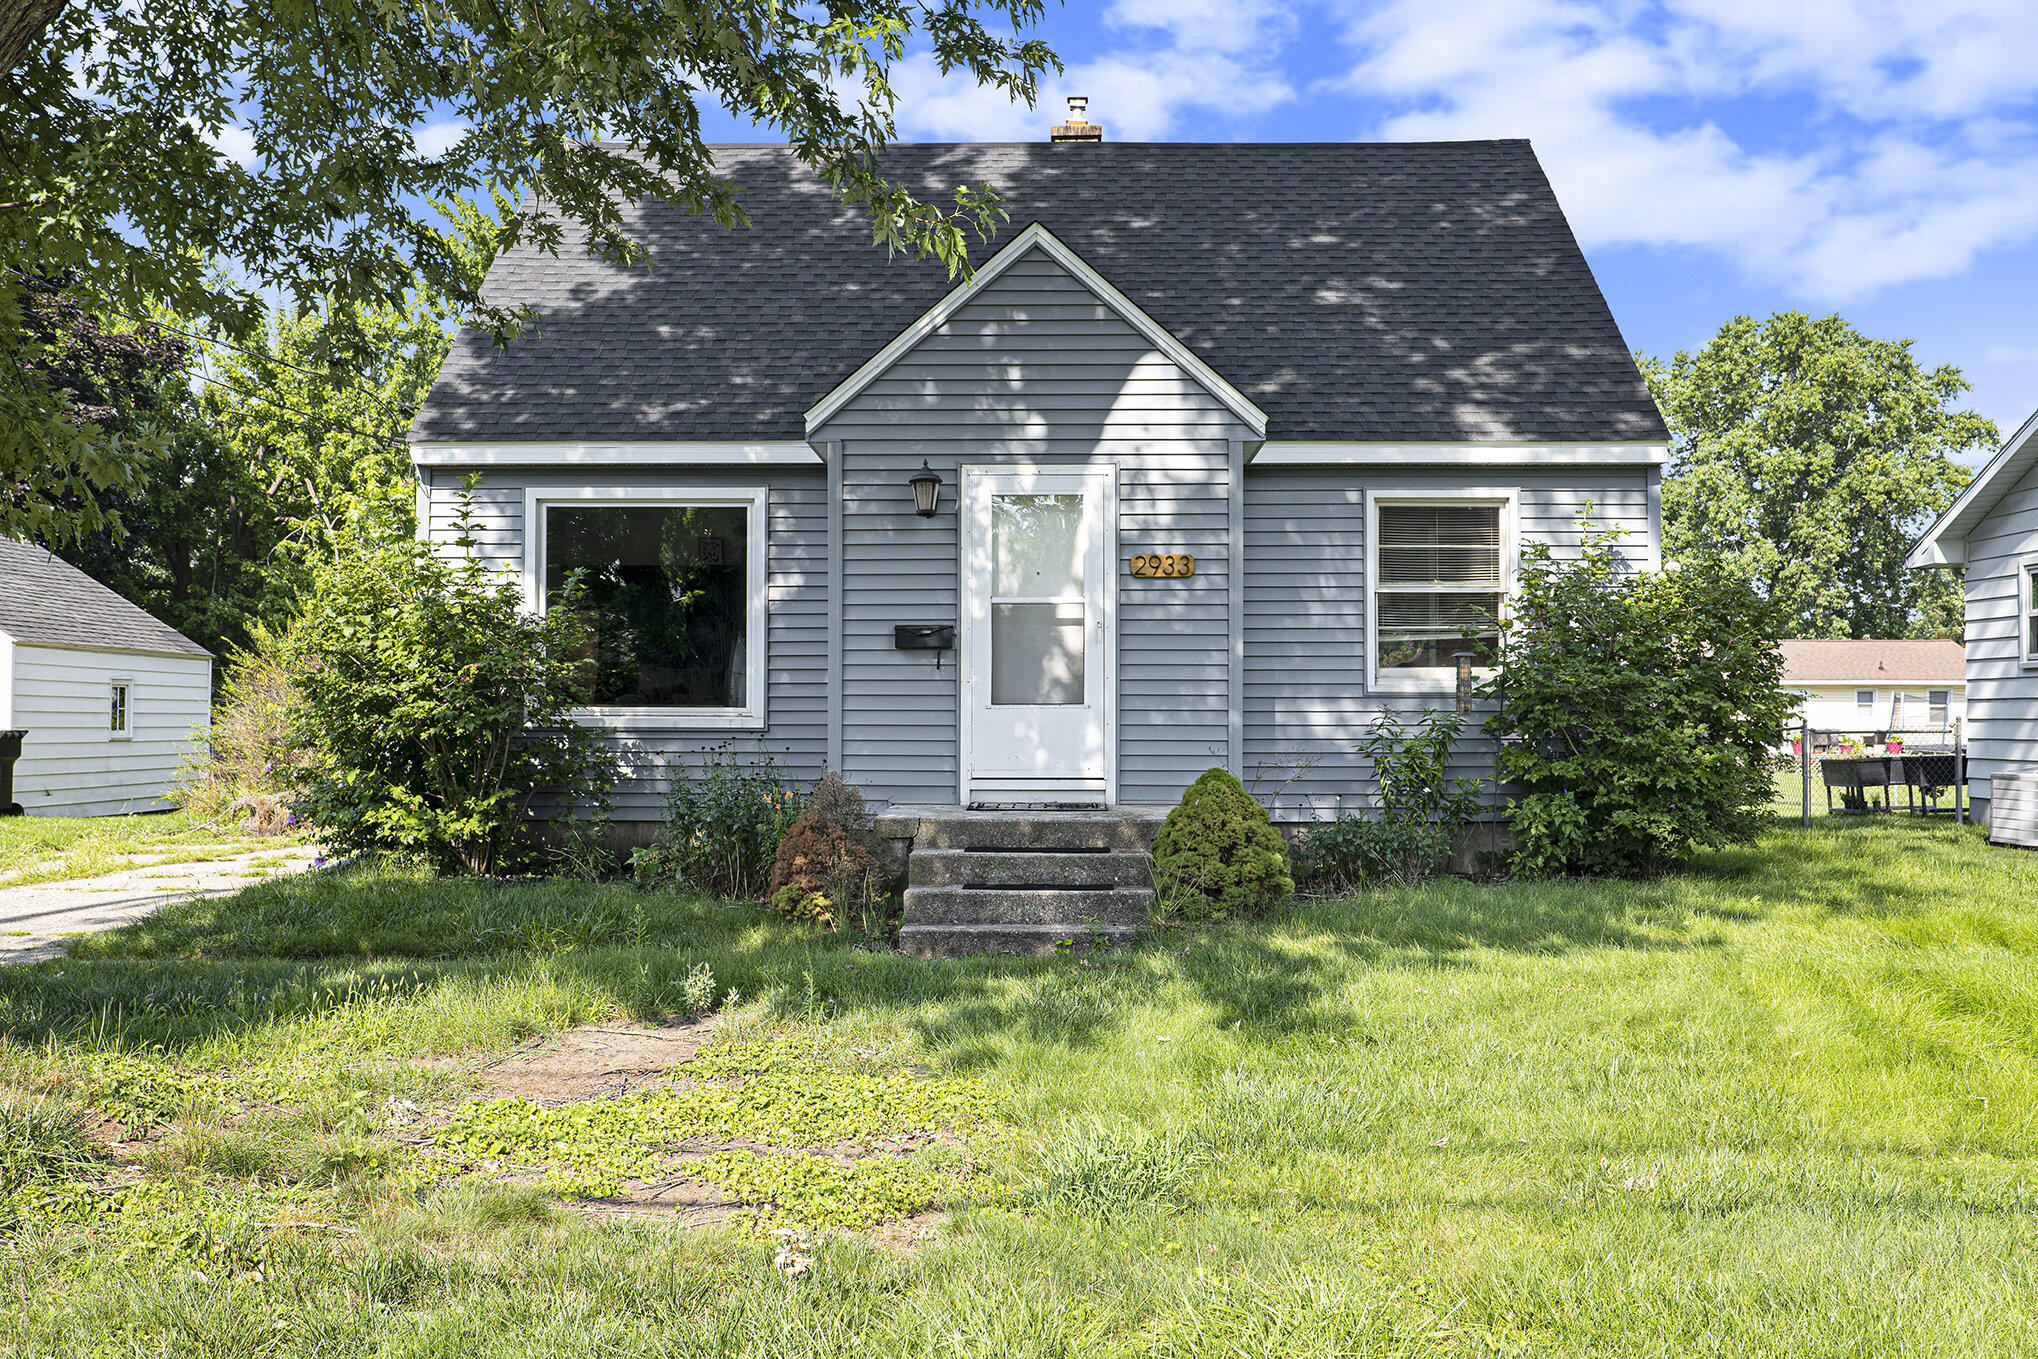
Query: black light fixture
908 460 943 518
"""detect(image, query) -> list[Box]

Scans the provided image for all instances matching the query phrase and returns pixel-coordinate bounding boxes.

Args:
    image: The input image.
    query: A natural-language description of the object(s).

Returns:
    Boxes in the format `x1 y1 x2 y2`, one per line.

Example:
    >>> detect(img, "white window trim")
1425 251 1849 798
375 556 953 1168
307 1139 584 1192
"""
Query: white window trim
109 678 132 740
1365 487 1519 695
1855 689 1876 712
2023 558 2038 670
521 486 770 732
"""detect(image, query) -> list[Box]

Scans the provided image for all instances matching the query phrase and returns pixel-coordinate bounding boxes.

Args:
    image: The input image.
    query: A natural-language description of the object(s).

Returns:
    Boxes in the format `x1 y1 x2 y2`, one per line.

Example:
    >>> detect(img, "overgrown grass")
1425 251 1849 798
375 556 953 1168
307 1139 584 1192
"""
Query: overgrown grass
4 816 2038 1355
0 811 305 887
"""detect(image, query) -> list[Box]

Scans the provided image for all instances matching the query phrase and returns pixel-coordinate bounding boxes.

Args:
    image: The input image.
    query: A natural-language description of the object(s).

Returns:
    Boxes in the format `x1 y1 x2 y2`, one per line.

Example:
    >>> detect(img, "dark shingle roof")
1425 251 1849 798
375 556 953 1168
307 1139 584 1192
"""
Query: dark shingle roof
0 539 210 657
413 140 1666 445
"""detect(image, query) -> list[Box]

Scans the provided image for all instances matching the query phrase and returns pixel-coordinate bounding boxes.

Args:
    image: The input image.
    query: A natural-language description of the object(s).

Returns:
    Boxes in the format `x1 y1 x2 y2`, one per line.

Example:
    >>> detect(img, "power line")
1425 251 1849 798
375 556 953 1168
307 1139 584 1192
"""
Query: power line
184 366 409 449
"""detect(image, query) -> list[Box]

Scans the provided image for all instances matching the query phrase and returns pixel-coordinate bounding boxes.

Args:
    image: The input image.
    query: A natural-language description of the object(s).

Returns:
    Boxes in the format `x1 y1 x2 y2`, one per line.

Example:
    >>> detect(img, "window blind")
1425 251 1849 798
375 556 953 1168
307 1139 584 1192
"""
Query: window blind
1376 504 1503 670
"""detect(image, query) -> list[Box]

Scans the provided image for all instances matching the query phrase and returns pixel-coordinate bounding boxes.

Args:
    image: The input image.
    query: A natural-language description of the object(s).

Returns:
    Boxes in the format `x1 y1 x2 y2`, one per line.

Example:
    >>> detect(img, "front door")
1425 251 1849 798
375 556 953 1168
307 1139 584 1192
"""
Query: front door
960 466 1116 806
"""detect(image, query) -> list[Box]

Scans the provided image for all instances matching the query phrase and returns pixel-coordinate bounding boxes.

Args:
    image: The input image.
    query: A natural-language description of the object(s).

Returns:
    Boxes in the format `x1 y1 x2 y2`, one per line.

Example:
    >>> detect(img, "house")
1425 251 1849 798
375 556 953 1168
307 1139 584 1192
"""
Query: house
0 538 212 816
1780 638 1965 740
409 122 1666 831
1908 403 2038 826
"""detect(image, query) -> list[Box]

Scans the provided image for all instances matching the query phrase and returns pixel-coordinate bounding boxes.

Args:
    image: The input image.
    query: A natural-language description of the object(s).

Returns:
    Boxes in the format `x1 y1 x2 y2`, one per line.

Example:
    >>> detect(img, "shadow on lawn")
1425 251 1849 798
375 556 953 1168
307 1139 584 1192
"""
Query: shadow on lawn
0 819 1991 1057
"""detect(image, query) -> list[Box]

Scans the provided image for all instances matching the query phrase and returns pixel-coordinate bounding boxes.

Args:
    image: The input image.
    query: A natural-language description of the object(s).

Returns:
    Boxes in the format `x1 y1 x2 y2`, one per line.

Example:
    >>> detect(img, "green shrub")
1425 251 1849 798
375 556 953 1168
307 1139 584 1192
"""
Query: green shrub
766 773 890 930
174 621 305 825
1489 519 1793 876
1149 767 1293 922
632 743 801 899
1305 709 1487 889
288 486 616 876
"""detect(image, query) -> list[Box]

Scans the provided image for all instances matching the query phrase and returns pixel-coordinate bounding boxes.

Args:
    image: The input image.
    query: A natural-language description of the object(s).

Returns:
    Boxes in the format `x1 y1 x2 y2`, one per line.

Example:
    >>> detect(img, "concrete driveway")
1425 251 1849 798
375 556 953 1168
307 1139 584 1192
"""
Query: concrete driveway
0 849 320 963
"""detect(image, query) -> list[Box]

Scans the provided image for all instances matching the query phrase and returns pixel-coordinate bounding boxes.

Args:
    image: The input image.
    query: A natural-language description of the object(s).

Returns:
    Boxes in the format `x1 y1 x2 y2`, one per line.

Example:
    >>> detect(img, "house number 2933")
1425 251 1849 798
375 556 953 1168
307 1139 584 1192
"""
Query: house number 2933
1130 553 1196 578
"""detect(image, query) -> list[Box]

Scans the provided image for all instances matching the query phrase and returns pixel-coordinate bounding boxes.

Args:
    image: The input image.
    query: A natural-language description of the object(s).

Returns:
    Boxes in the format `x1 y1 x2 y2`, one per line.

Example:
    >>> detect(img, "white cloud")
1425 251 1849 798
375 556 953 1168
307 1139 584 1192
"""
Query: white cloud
414 120 470 159
891 0 1294 142
206 122 258 168
1328 0 2038 300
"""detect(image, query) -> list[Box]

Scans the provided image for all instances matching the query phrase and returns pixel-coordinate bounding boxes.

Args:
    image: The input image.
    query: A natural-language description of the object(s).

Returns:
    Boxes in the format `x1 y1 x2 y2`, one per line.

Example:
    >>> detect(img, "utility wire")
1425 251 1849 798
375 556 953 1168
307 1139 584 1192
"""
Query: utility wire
184 365 409 449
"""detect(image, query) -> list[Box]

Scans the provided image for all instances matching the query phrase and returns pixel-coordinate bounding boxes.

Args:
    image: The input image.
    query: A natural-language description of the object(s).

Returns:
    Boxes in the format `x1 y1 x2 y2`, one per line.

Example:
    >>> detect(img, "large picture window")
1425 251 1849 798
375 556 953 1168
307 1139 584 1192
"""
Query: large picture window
1371 498 1510 682
525 489 767 727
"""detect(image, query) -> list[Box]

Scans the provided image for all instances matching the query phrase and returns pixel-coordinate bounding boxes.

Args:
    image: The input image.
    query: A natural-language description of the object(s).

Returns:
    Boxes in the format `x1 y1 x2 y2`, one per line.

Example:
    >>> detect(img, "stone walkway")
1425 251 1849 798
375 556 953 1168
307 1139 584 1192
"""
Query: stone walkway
0 848 320 964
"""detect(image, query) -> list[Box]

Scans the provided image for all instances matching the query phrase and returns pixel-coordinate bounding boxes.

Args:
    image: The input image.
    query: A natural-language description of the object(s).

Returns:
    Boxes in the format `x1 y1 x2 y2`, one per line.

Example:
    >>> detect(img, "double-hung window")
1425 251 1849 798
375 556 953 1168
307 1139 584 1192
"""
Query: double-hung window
2026 561 2038 665
1856 688 1876 716
1369 494 1513 687
1929 689 1950 725
523 488 769 729
109 681 131 739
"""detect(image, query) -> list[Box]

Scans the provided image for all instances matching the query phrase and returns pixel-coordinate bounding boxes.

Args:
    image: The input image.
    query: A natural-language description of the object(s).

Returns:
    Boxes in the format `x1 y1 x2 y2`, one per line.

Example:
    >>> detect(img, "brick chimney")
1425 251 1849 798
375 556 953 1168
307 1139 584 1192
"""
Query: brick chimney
1050 96 1101 143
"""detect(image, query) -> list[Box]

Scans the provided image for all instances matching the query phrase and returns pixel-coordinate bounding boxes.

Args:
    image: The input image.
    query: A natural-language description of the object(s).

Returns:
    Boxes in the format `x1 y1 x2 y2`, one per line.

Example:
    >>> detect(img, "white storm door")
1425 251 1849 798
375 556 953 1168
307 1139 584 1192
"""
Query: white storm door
961 467 1116 804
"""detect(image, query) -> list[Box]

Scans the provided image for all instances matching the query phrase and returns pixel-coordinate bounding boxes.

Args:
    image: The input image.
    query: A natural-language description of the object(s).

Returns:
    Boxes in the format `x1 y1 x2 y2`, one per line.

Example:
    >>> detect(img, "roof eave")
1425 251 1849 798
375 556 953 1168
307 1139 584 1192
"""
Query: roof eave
1908 403 2038 571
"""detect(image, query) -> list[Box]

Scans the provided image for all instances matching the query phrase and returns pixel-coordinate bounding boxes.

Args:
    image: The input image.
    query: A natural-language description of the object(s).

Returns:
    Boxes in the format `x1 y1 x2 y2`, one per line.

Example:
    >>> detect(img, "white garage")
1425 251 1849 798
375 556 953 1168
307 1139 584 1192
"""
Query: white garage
0 538 212 816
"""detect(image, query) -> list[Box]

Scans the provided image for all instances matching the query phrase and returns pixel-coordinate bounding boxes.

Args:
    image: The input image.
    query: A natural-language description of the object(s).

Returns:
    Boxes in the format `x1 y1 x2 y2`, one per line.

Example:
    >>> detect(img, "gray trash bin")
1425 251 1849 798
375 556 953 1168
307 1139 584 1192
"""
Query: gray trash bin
0 729 23 816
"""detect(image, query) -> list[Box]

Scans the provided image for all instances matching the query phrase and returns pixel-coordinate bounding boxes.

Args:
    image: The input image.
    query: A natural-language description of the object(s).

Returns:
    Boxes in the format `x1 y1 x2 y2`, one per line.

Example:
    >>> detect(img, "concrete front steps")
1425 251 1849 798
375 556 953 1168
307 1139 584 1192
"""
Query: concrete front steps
876 807 1168 958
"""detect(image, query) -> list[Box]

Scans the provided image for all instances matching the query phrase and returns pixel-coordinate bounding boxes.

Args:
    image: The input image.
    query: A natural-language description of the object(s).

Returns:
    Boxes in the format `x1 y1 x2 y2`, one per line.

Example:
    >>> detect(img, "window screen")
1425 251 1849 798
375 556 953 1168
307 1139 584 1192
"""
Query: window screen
1376 503 1503 670
1929 689 1949 724
544 505 749 708
1856 689 1875 711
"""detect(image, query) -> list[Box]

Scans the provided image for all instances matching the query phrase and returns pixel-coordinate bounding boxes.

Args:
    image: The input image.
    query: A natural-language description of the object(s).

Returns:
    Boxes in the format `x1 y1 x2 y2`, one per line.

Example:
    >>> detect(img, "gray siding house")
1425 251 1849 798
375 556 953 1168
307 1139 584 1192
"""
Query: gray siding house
1909 404 2038 825
411 137 1666 826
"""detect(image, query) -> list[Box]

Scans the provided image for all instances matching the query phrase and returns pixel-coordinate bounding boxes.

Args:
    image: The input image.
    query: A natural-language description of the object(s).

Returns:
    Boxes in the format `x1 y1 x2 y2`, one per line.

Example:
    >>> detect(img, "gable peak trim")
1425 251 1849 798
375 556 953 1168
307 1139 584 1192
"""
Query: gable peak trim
802 222 1268 438
1909 402 2038 570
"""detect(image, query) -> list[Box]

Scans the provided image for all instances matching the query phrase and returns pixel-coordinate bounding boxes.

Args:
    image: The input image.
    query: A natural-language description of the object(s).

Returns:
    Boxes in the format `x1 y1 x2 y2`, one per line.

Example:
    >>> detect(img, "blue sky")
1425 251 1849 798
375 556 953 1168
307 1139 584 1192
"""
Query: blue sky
689 0 2038 458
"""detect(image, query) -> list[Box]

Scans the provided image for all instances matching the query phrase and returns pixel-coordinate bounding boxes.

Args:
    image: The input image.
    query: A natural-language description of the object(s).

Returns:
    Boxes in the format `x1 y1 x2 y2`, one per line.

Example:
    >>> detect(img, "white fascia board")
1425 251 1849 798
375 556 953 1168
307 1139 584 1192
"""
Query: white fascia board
802 221 1269 438
409 441 822 467
1253 441 1667 466
1907 403 2038 571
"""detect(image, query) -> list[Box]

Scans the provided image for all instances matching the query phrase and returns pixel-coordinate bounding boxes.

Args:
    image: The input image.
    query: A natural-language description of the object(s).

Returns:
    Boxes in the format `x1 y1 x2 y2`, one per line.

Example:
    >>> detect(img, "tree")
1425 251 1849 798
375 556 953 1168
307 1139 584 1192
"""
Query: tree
36 193 511 657
1642 313 1994 640
2 1 1060 544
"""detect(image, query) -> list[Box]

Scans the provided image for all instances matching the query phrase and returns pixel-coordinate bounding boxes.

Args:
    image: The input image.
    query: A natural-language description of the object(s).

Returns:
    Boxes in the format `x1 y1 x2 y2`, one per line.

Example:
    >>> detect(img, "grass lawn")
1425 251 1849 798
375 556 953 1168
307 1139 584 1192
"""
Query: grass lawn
3 815 2037 1356
0 811 310 887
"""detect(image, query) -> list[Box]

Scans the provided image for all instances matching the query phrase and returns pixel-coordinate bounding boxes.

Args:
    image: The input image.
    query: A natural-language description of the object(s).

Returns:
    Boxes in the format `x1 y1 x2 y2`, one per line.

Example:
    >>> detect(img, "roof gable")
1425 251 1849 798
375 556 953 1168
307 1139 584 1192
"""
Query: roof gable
412 141 1665 447
805 224 1267 437
0 539 210 658
1909 403 2038 568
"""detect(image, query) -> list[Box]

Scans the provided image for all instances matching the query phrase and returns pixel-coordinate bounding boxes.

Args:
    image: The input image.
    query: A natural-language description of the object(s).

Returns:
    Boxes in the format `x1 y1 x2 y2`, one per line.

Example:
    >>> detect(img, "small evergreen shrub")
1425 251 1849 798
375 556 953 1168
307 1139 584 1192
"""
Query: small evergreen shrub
1490 520 1793 876
1149 767 1294 922
633 743 802 899
767 773 887 929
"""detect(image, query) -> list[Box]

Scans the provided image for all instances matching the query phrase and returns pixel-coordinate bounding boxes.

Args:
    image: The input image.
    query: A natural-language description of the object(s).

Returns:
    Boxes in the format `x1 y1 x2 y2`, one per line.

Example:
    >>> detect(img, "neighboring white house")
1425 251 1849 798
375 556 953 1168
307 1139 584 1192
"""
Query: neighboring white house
1780 638 1966 739
0 538 212 816
1908 403 2038 826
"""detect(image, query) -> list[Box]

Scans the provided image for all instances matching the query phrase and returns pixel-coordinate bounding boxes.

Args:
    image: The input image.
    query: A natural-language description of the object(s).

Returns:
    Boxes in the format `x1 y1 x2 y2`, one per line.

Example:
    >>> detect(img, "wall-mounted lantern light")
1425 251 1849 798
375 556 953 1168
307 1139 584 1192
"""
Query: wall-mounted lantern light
909 460 944 518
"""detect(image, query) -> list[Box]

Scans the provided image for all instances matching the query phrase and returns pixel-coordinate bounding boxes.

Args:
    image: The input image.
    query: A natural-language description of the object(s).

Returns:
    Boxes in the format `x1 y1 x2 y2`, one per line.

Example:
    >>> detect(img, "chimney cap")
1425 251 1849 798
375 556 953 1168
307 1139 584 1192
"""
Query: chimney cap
1051 96 1101 143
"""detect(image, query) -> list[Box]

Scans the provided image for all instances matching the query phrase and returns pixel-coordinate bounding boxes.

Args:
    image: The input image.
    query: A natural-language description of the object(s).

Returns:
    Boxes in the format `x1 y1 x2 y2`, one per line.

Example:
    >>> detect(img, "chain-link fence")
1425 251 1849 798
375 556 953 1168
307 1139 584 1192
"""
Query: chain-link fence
1787 721 1967 824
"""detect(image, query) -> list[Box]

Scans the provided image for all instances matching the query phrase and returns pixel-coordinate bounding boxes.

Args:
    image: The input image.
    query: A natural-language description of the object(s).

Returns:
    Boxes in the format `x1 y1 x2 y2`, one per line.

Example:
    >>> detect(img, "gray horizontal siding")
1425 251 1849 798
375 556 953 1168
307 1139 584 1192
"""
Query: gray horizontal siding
8 644 212 816
1956 461 2038 807
423 466 828 819
1242 467 1656 818
819 245 1250 806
